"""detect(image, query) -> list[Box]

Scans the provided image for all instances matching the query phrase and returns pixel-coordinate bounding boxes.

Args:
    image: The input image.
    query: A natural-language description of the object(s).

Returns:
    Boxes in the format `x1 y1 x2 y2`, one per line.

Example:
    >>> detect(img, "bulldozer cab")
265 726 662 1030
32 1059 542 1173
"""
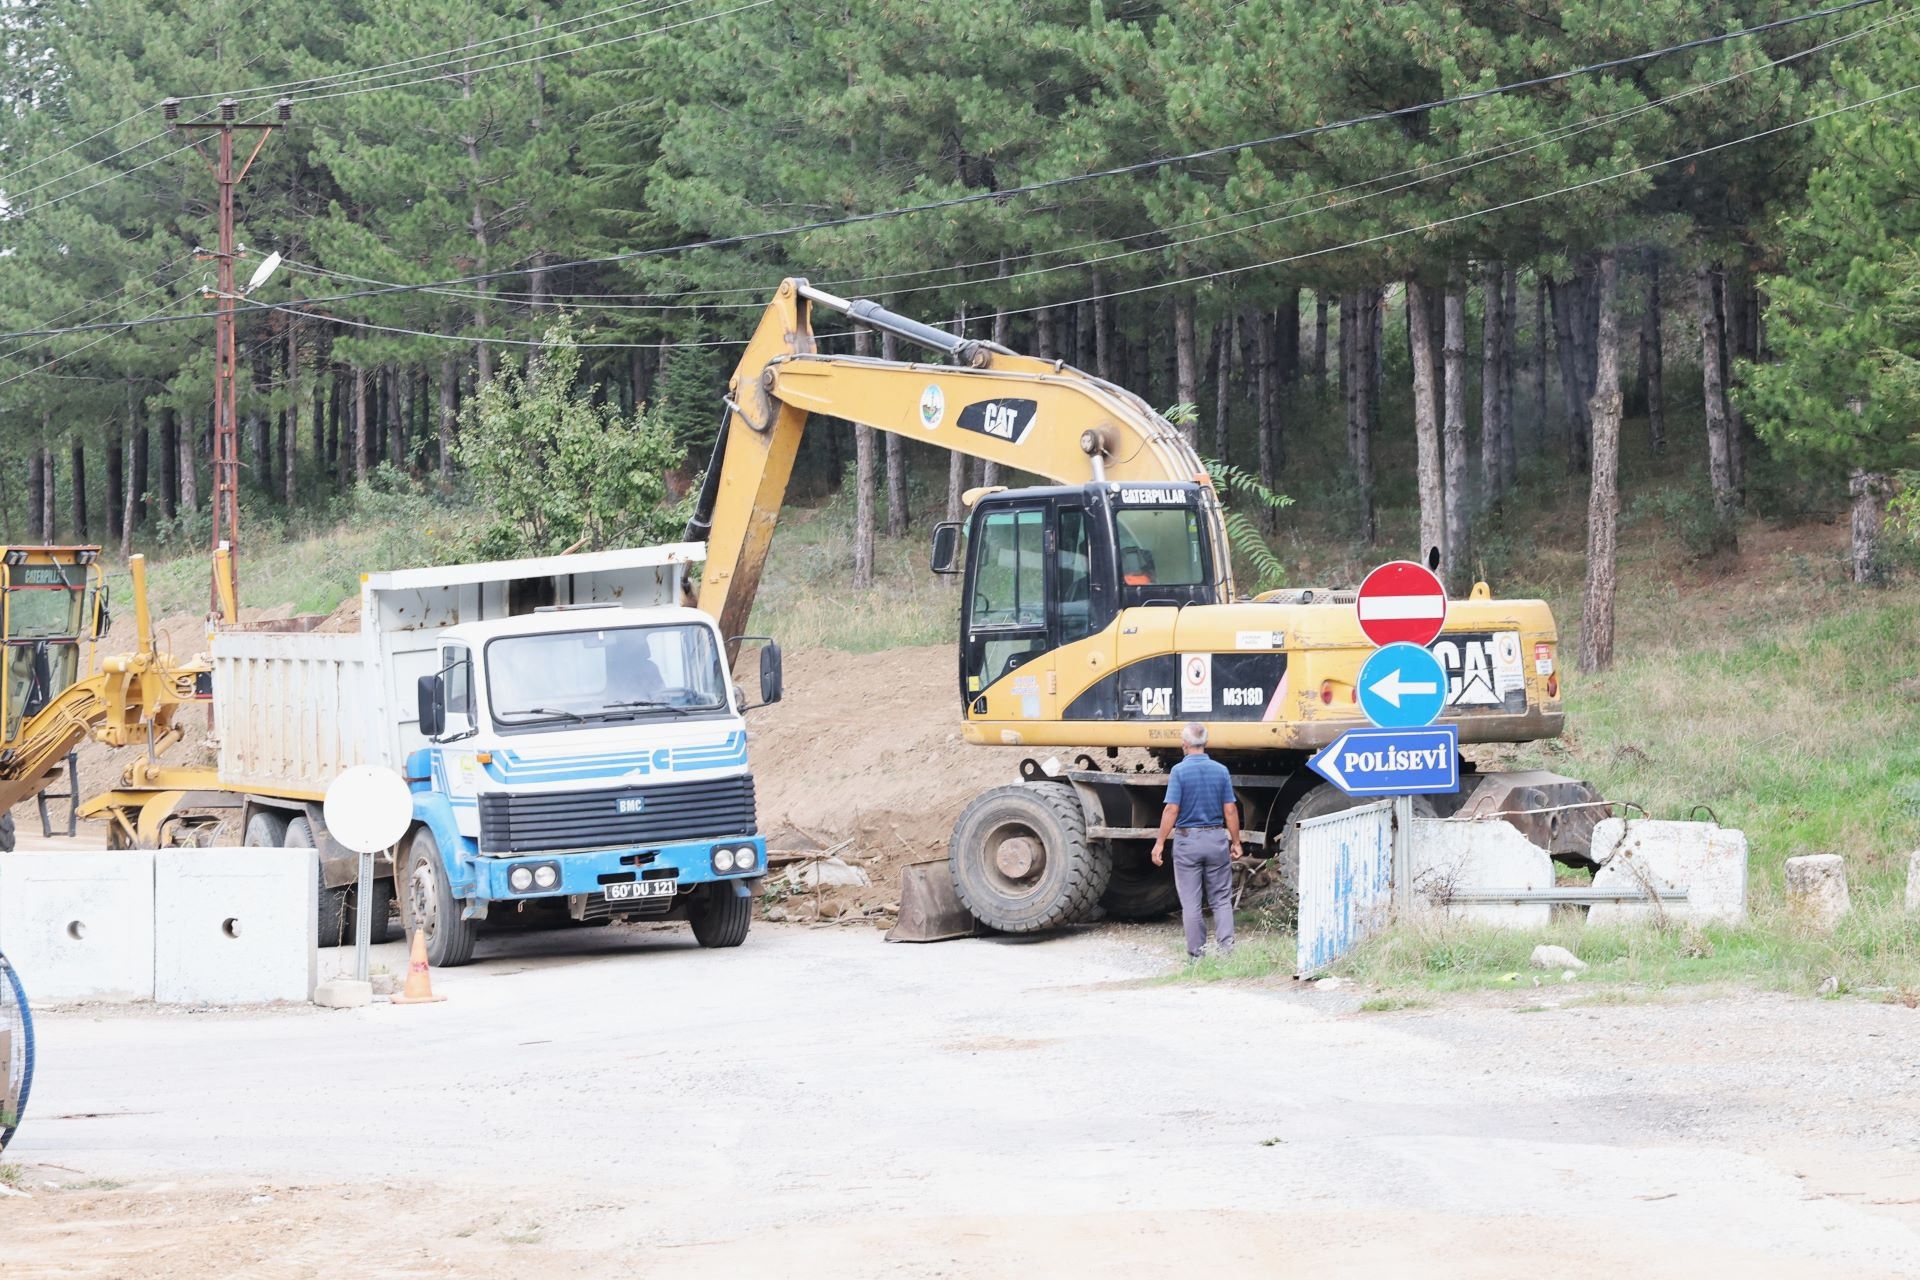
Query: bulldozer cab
943 483 1220 710
1 547 107 744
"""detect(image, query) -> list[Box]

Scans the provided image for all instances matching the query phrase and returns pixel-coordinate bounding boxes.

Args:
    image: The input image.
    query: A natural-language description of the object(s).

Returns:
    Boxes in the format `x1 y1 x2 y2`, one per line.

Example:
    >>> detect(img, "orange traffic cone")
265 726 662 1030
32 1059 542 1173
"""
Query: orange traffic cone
390 929 446 1004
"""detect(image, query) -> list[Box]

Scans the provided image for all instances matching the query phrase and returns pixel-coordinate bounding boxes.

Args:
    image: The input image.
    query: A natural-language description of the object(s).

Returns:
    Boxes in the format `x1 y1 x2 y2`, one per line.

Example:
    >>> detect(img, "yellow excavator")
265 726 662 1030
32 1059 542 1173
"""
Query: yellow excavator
0 548 210 851
690 278 1600 931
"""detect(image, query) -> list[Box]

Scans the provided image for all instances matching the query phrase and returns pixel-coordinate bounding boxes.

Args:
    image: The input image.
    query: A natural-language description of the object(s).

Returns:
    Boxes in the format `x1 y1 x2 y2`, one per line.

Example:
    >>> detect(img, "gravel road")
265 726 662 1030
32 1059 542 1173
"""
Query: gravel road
5 922 1918 1278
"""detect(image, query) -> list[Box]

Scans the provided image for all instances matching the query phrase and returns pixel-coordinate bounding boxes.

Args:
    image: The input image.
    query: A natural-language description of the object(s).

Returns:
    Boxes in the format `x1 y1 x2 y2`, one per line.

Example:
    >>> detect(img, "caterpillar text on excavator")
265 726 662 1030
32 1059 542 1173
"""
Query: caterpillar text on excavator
689 278 1603 933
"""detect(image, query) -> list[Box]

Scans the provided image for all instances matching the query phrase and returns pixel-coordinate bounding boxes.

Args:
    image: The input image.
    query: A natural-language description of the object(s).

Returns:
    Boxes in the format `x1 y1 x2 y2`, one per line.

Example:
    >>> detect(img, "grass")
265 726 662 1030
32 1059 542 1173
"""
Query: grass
0 1162 21 1190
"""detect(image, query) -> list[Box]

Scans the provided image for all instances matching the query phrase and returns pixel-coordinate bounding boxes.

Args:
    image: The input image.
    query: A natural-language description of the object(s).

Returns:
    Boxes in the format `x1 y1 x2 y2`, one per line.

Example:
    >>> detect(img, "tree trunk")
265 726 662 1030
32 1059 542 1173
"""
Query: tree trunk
28 449 45 542
392 366 411 474
1699 265 1737 543
1480 262 1505 500
1499 268 1518 490
178 408 199 514
1312 293 1329 380
70 441 87 539
1550 278 1591 474
283 325 299 505
437 355 458 485
881 330 908 536
107 414 124 544
1255 311 1279 533
1442 290 1470 590
1639 252 1665 454
128 401 149 551
1532 277 1549 449
1580 254 1623 673
1407 281 1446 569
946 307 968 531
1849 467 1891 586
1212 317 1232 469
1717 268 1747 500
852 328 878 589
1346 291 1376 545
1091 270 1113 381
1174 292 1199 445
352 367 369 486
1275 289 1300 385
158 406 178 519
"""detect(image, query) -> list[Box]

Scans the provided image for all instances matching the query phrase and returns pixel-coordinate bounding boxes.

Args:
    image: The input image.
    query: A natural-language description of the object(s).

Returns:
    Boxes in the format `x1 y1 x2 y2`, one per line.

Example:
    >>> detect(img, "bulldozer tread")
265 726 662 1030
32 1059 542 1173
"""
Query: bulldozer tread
948 782 1109 933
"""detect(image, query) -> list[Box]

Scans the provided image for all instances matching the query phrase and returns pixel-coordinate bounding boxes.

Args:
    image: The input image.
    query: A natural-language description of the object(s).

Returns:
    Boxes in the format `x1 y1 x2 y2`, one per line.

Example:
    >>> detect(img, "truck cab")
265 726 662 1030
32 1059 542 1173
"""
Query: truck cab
404 603 777 964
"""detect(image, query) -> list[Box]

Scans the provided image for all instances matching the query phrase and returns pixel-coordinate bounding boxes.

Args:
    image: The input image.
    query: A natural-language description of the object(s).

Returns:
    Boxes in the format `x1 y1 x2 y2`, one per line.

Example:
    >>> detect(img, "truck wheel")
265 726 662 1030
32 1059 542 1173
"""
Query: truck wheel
284 816 351 947
243 810 289 847
948 783 1109 933
1099 847 1181 921
0 811 14 853
398 827 477 968
689 885 752 948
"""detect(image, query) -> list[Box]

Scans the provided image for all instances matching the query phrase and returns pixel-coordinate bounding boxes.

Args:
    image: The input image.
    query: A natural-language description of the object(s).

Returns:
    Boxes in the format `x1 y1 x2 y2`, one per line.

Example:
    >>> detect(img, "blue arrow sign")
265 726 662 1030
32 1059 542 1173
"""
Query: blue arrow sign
1308 725 1461 797
1357 642 1449 729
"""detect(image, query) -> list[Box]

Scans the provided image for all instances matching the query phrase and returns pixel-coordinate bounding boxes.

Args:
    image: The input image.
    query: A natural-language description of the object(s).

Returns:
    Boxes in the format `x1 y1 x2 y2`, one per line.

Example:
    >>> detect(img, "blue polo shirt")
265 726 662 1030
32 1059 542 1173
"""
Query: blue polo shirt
1165 751 1234 828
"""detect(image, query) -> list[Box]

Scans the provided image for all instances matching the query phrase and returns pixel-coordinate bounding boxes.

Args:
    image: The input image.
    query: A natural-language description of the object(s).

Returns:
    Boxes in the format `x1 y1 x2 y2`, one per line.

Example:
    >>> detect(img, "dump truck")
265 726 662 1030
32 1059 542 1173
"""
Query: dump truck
1 544 781 966
687 278 1601 933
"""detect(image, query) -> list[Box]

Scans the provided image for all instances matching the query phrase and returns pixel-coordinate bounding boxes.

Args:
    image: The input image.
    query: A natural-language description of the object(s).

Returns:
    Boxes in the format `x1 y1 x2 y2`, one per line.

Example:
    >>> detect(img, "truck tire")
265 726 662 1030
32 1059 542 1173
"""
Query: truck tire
948 783 1109 933
1099 849 1181 921
397 826 477 968
285 817 352 947
244 810 289 848
689 885 753 948
0 811 14 853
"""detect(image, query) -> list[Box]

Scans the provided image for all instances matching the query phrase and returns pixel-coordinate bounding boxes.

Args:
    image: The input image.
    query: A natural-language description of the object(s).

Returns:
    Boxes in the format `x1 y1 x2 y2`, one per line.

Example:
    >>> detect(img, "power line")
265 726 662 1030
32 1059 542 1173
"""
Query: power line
186 0 1900 318
0 0 1895 345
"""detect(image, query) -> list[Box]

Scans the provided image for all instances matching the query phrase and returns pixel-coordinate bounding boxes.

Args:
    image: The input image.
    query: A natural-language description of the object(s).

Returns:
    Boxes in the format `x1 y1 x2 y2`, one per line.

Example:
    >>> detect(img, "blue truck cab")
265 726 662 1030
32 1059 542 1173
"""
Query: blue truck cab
402 598 778 966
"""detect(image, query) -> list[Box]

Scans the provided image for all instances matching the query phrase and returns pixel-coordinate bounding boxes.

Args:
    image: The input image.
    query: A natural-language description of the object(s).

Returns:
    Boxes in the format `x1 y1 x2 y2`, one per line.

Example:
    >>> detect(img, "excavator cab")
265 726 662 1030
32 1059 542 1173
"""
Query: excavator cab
1 548 106 745
942 482 1221 711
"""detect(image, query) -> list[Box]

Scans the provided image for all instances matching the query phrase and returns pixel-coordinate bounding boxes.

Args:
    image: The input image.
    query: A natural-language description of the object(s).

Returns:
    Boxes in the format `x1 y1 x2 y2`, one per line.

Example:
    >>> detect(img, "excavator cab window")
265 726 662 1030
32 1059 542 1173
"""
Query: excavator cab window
1112 502 1213 609
1 555 94 742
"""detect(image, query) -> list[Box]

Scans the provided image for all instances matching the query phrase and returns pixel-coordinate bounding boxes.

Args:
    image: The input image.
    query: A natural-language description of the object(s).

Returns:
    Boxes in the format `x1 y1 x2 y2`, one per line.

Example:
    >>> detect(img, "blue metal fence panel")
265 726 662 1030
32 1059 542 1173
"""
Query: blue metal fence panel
1296 800 1395 975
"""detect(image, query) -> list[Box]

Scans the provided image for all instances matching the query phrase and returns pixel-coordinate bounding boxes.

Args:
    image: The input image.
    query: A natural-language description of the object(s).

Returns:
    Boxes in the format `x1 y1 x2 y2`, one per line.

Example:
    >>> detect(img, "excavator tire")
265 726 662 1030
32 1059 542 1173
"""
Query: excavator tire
0 812 14 853
949 783 1109 933
1098 845 1181 921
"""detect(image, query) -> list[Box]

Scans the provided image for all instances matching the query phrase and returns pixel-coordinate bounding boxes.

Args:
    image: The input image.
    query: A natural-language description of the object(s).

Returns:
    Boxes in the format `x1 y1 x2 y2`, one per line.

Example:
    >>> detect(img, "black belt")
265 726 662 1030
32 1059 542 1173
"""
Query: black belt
1176 825 1225 831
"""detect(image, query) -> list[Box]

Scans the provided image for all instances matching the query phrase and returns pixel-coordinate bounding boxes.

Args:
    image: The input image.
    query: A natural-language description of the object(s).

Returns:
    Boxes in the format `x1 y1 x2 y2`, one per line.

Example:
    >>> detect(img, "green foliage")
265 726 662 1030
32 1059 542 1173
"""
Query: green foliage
458 321 686 558
652 345 725 459
1207 461 1293 592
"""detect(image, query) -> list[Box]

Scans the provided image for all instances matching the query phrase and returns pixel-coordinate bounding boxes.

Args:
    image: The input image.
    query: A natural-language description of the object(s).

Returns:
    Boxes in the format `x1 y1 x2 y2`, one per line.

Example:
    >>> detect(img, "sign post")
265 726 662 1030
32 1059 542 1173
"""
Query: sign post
322 766 414 984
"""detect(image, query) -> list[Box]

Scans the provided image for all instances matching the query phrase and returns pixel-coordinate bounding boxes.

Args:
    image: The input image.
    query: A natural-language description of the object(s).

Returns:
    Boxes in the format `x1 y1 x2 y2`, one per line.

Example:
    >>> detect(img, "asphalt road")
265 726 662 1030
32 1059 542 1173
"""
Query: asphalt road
8 922 1920 1278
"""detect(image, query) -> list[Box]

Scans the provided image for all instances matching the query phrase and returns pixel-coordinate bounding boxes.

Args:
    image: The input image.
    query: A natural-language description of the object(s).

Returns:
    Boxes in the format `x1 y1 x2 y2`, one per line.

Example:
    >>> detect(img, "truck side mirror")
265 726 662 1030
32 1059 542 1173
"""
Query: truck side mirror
930 522 963 575
759 640 783 705
417 674 446 739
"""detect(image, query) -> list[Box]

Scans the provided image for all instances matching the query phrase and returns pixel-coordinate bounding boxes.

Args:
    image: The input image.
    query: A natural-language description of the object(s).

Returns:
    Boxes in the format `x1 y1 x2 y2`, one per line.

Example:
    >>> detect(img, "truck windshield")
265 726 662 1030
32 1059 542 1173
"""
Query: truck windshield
487 623 729 730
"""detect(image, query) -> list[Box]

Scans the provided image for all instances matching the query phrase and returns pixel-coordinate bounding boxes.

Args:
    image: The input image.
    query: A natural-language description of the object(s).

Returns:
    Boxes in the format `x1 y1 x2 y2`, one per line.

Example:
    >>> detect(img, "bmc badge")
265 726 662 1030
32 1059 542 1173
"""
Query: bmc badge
918 384 945 430
615 796 646 815
957 397 1038 445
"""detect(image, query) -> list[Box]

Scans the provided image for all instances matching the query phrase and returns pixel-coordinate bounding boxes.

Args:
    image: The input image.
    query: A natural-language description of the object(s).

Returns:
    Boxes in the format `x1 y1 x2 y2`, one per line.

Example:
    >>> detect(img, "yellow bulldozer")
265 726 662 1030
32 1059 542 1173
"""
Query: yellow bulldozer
689 278 1600 931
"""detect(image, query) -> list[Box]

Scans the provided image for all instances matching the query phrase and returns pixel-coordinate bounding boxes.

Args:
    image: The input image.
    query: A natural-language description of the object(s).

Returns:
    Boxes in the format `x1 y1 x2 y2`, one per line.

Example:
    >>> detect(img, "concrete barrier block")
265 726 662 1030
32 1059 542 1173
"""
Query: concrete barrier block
154 847 318 1005
0 851 155 1002
1409 818 1552 928
1588 818 1749 926
1784 854 1850 933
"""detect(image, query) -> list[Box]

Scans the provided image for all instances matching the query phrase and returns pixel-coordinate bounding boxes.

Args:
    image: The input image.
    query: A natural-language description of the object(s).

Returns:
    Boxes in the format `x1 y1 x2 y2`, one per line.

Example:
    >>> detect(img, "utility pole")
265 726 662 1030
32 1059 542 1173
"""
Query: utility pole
163 96 290 611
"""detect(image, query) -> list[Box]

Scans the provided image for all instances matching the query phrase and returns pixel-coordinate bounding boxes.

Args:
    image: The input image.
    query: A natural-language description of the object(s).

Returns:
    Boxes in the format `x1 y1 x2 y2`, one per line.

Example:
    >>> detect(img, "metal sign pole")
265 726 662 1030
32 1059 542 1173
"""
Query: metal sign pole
353 847 374 983
1392 794 1413 911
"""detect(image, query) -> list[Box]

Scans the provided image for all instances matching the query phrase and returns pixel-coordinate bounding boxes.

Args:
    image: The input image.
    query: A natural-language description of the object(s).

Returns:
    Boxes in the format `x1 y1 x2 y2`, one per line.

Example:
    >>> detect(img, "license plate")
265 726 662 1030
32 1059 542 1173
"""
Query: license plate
603 879 675 902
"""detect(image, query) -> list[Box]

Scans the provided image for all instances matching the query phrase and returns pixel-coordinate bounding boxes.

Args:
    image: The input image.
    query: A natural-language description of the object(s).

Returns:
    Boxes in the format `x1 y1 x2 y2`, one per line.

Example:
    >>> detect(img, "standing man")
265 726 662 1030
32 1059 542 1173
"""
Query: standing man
1150 722 1243 959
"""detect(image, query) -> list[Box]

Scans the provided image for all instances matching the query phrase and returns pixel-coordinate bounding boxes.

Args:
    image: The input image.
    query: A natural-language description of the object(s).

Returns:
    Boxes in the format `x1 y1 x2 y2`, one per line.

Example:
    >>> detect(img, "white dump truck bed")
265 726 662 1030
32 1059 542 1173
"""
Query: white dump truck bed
211 543 702 797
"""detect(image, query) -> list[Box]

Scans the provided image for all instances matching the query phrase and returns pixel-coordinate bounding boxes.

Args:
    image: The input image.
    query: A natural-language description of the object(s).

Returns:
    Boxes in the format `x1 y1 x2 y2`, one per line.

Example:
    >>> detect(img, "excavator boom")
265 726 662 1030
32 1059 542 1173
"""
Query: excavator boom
688 279 1232 641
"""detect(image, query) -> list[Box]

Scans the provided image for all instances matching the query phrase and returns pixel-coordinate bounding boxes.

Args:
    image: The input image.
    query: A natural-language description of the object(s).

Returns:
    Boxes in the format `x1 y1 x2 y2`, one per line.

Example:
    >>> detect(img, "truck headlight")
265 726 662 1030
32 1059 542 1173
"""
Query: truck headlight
713 847 737 873
533 864 558 889
509 866 534 892
734 846 757 871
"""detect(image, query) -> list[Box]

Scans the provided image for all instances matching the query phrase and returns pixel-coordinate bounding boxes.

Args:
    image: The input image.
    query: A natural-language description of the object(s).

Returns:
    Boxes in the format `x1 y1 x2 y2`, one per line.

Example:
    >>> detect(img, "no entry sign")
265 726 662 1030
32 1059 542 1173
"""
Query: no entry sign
1355 560 1448 649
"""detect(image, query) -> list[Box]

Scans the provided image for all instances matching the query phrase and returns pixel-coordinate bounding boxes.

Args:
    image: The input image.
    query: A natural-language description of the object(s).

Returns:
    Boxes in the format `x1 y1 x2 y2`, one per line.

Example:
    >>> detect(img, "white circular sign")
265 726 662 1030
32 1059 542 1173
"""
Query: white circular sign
322 765 415 853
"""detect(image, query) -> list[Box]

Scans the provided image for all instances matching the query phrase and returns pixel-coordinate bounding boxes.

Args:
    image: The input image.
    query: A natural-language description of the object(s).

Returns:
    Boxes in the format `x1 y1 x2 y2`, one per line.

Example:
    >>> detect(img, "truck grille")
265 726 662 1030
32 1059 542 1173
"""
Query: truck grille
478 776 756 854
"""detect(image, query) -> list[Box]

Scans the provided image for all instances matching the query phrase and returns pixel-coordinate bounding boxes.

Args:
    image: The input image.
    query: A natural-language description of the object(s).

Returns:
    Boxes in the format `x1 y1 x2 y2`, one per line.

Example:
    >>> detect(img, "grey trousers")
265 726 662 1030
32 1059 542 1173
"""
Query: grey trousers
1172 827 1234 957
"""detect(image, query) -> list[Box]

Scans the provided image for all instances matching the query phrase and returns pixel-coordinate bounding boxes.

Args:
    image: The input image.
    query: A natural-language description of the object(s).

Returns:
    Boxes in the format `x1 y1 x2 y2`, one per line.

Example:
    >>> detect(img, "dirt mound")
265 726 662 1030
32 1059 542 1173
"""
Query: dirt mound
748 645 1017 922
